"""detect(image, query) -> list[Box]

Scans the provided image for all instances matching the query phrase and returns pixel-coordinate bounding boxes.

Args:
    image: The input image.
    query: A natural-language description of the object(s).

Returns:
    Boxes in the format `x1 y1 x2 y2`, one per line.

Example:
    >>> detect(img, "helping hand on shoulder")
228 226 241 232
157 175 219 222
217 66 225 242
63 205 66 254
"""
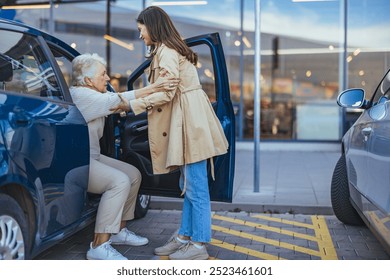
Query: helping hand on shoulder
151 69 180 94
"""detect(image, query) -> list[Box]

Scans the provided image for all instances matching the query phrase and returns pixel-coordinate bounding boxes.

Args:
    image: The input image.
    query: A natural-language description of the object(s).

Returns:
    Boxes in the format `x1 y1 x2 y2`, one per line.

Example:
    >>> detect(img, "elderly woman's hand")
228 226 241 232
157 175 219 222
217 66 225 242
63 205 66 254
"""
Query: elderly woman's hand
133 69 180 99
150 69 180 94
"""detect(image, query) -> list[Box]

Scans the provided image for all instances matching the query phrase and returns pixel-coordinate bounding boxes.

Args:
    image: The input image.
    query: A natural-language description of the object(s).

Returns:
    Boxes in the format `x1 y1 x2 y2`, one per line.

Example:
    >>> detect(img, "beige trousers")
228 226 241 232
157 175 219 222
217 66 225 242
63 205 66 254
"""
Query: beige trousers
88 154 141 233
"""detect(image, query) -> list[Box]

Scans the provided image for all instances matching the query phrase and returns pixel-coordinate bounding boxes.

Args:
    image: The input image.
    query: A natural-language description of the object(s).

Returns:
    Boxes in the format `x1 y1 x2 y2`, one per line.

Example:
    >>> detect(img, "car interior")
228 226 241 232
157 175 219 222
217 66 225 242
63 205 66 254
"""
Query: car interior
0 58 13 91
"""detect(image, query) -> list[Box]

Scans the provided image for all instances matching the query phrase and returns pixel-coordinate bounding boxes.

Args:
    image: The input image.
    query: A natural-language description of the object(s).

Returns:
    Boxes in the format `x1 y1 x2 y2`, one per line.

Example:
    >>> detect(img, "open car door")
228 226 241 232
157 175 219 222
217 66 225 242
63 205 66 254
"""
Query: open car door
120 33 235 202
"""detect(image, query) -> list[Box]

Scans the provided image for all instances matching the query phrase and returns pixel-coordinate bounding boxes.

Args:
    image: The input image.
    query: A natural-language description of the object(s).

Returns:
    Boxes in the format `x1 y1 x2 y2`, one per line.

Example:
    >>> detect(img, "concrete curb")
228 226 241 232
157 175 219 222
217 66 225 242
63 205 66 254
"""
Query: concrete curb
236 141 341 152
150 200 334 215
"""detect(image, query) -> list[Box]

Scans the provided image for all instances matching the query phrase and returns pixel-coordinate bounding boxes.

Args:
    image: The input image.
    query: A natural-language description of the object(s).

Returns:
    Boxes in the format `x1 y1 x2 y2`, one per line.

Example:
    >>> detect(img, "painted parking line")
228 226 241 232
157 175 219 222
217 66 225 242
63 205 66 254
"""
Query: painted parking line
210 214 338 260
211 237 284 260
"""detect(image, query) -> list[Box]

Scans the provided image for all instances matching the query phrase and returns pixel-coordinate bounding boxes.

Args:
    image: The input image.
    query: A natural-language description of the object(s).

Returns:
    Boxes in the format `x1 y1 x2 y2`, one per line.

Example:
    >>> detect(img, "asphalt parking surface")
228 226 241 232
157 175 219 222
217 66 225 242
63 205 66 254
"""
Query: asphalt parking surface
35 209 390 260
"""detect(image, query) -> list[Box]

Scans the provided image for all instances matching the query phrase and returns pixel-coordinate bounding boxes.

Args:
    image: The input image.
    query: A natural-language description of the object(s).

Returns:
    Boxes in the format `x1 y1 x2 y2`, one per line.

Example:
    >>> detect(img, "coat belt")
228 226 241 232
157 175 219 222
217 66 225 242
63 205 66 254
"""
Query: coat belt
180 85 202 94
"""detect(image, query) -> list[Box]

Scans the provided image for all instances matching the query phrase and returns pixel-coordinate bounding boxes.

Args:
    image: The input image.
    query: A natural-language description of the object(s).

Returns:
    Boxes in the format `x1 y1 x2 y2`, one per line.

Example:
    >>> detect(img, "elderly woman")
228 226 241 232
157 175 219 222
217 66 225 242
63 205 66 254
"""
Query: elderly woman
70 53 178 260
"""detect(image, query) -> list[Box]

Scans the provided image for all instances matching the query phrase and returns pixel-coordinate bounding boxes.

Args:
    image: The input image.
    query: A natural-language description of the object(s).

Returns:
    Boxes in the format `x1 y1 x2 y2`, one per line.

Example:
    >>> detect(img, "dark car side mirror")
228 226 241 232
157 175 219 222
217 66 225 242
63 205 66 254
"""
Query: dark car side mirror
337 88 370 109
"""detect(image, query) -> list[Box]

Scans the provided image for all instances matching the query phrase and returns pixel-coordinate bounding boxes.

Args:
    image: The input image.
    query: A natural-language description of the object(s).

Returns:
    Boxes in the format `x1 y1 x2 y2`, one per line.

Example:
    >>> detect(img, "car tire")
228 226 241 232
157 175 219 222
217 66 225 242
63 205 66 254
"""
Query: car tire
0 194 29 259
134 194 151 219
331 155 364 226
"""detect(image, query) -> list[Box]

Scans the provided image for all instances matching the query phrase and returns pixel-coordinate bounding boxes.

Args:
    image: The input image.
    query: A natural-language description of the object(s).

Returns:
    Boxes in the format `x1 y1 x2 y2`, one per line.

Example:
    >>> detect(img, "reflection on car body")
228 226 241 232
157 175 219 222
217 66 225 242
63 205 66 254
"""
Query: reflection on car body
331 68 390 255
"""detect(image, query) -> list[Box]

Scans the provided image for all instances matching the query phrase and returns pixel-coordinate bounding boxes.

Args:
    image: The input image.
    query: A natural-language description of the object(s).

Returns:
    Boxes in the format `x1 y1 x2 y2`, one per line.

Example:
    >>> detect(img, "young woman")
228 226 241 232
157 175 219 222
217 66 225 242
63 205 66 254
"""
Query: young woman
70 53 179 260
131 6 229 260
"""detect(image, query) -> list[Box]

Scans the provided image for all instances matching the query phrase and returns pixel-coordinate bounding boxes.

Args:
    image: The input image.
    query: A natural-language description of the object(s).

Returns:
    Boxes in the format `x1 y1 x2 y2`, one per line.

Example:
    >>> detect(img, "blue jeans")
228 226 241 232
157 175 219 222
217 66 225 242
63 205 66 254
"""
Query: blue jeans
178 160 211 243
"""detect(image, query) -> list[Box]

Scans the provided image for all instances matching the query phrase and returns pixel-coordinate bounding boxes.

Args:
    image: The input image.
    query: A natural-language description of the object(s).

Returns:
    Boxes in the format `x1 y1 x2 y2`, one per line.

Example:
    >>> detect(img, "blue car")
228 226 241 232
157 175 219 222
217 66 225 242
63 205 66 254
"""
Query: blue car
0 19 235 260
331 68 390 255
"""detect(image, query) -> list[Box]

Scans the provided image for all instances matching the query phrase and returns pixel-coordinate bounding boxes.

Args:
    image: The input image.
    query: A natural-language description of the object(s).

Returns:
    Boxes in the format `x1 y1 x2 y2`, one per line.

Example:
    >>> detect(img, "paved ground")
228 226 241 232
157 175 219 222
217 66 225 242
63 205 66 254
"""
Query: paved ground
35 209 389 260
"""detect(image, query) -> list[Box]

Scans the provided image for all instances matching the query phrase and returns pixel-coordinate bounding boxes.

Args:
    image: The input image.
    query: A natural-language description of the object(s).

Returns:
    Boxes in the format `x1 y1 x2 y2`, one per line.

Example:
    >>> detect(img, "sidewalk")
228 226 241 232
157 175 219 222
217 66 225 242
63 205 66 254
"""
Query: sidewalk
150 142 341 215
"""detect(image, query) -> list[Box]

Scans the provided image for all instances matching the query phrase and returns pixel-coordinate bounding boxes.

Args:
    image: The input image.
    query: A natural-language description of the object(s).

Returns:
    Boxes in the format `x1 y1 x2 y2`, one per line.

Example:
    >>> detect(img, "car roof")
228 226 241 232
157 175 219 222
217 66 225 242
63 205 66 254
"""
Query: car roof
0 18 47 36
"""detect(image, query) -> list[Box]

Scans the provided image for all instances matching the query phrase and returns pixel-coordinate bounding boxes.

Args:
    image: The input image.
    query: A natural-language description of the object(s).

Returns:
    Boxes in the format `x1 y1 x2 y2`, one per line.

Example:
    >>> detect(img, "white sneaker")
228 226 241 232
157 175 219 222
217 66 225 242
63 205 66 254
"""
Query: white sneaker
86 240 127 260
110 228 149 246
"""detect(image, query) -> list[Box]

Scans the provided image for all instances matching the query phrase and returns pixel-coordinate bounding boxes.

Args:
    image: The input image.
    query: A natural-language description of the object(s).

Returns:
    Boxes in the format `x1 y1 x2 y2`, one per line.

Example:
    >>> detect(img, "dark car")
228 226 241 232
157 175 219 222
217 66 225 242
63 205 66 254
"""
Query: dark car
0 18 235 260
331 68 390 255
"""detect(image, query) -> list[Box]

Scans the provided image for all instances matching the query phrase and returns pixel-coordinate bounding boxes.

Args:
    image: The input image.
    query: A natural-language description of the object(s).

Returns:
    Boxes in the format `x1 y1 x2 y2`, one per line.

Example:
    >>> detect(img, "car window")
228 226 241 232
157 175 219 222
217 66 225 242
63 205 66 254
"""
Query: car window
371 70 390 105
48 45 73 88
191 44 216 102
0 30 64 101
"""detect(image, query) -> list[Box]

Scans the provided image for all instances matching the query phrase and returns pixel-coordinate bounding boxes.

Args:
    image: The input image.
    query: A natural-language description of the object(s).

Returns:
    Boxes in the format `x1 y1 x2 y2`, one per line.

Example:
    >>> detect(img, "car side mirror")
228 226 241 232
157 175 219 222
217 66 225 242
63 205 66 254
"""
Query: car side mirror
337 88 369 109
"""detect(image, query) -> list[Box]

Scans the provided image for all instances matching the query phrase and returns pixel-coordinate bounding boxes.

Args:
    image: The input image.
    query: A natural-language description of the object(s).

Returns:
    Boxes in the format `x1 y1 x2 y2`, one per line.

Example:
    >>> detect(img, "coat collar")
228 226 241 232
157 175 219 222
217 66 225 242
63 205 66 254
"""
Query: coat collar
147 44 167 82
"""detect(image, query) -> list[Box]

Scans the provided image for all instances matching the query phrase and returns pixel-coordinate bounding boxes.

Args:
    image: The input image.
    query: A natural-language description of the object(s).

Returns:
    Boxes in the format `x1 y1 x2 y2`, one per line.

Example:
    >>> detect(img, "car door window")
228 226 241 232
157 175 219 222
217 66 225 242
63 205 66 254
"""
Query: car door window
192 45 216 102
371 70 390 105
48 45 73 88
0 30 64 101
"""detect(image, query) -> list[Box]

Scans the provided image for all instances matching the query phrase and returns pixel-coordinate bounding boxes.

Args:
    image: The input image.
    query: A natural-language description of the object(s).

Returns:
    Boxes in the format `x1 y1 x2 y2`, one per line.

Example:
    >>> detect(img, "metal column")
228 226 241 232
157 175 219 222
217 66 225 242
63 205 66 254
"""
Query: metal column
253 0 261 192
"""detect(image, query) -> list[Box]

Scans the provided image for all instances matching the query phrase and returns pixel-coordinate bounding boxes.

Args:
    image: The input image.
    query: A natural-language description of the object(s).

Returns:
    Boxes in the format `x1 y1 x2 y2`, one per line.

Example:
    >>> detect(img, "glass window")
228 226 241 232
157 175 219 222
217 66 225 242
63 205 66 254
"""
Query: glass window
0 30 64 101
371 70 390 105
242 0 341 140
48 44 73 88
347 0 390 99
192 45 216 102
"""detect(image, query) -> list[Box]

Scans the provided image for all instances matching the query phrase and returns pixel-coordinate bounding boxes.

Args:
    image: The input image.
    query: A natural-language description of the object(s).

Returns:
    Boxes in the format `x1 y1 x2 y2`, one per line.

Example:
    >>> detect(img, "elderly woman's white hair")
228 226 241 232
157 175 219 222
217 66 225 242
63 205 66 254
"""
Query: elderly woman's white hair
72 53 107 86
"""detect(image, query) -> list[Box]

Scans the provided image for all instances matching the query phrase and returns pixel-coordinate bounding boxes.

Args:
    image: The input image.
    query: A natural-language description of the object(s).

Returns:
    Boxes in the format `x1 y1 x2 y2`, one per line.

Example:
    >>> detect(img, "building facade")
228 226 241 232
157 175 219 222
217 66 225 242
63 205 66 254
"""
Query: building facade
1 0 389 141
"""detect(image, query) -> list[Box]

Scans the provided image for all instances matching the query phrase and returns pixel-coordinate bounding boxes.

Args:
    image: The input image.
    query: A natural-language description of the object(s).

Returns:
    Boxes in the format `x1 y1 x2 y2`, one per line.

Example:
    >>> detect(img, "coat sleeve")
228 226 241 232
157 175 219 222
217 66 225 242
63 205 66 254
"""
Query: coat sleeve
130 47 180 115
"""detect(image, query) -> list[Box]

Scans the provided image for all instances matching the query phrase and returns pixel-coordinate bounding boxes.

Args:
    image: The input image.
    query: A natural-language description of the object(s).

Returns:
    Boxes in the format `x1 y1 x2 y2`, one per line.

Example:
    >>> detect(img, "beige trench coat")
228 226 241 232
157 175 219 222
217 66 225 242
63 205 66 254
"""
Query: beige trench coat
130 44 229 175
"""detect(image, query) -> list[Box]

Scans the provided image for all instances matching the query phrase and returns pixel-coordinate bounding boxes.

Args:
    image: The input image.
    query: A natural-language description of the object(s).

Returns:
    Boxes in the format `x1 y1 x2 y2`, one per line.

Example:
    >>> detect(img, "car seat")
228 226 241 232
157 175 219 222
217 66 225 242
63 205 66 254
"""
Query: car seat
0 59 13 90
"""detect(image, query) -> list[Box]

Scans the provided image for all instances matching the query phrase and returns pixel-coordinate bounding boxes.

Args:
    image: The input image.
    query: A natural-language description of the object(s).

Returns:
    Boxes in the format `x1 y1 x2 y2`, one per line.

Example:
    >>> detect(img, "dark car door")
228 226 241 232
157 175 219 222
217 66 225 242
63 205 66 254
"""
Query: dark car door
0 28 89 238
121 33 235 202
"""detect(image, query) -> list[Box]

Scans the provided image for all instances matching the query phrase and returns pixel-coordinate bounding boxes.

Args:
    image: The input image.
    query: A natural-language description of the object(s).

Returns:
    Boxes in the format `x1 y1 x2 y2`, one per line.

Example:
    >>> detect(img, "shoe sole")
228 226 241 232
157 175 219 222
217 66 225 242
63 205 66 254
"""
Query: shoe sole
169 254 209 260
154 250 178 256
111 241 149 246
154 244 184 256
86 256 128 260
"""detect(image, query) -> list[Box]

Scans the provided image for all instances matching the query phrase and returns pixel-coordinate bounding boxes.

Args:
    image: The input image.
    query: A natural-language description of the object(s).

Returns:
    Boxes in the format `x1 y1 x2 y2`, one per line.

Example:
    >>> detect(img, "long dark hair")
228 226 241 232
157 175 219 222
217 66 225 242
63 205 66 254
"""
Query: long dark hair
136 6 198 65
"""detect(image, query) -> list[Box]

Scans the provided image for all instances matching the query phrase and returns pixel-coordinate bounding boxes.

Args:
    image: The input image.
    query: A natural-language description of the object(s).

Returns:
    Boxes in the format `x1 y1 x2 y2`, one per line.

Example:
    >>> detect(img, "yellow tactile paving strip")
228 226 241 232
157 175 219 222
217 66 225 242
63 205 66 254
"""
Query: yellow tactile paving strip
209 214 338 260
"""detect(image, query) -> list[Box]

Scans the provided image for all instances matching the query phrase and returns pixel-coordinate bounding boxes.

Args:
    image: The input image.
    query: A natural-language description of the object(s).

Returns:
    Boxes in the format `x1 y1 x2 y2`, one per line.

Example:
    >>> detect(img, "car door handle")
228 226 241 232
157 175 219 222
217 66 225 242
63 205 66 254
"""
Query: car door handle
8 112 32 128
131 124 148 133
135 125 147 132
361 127 372 136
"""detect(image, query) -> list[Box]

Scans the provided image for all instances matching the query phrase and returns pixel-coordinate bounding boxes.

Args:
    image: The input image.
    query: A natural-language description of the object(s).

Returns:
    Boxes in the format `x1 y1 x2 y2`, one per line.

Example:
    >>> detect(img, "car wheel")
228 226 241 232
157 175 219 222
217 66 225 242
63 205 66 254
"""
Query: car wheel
0 194 29 259
331 155 364 226
134 194 150 219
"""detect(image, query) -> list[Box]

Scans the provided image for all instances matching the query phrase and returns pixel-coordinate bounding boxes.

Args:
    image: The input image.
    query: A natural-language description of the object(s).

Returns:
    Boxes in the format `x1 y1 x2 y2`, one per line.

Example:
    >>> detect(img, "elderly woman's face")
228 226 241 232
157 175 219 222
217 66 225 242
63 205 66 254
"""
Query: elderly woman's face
89 63 110 93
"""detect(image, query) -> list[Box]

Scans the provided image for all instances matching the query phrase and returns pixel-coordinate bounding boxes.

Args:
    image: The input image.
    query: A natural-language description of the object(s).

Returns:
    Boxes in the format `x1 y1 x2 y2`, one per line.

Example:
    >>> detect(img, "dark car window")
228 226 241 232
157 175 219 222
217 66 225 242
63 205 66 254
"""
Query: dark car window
371 70 390 105
192 44 216 102
0 30 64 101
48 45 73 88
